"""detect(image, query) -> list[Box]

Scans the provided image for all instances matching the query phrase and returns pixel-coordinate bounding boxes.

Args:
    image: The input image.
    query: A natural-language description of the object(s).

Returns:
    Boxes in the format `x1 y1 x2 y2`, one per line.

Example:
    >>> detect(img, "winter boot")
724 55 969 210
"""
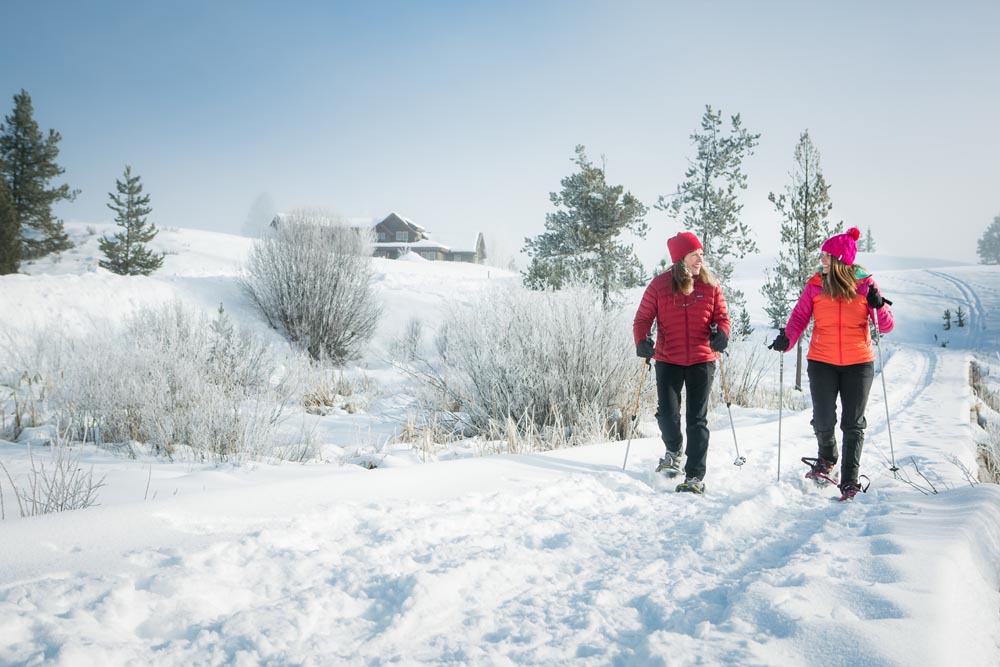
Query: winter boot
656 449 683 477
802 457 838 485
838 476 870 502
675 476 705 494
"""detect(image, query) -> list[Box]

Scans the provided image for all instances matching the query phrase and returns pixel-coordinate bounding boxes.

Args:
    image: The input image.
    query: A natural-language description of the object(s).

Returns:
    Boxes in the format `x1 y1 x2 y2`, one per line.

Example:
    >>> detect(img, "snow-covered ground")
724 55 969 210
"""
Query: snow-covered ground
1 224 999 666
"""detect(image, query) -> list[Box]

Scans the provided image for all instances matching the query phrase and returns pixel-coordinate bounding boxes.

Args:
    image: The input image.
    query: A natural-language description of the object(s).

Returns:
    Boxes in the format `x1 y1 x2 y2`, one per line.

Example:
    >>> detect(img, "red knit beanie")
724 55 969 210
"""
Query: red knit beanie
667 232 703 264
821 227 861 265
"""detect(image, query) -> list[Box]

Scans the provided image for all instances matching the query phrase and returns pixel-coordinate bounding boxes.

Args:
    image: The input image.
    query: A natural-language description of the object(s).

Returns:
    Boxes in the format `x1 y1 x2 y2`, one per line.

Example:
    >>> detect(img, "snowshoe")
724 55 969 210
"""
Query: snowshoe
802 456 838 486
675 477 705 494
655 450 683 478
837 476 870 502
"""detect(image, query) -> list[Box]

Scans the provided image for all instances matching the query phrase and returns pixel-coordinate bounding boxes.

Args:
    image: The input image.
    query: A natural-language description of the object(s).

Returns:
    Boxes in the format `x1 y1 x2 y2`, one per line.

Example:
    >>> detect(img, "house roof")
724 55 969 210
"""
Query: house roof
377 212 426 233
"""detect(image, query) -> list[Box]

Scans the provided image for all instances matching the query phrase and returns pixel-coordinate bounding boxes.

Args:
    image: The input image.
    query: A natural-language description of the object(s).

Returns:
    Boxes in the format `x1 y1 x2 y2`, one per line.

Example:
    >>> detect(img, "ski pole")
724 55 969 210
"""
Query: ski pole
711 324 745 466
622 357 651 471
776 327 785 483
870 298 899 477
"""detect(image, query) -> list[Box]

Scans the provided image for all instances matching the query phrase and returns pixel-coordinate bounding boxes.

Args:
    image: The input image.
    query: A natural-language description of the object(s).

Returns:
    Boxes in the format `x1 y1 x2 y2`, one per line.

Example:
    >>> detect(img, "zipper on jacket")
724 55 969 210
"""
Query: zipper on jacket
838 299 844 366
684 296 690 361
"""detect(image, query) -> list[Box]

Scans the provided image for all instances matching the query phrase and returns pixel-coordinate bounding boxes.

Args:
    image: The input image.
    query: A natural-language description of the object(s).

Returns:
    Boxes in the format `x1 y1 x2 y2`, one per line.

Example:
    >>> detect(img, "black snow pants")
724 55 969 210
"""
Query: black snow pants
807 359 875 483
654 360 715 480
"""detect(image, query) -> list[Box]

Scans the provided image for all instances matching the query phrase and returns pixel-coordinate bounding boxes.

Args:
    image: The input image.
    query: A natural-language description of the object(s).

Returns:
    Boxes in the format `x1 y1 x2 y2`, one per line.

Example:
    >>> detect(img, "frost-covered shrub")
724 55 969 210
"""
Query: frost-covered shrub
241 210 382 364
0 372 46 442
302 367 375 416
0 446 106 519
411 285 640 449
711 335 807 411
971 360 1000 483
25 301 291 461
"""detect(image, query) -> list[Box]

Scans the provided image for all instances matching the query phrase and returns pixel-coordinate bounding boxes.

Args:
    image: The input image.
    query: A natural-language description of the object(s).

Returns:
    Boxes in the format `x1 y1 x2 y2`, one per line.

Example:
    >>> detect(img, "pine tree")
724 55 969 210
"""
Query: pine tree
761 130 841 390
943 309 951 330
735 308 753 338
860 227 877 253
956 306 966 327
760 267 792 329
0 89 77 259
241 192 276 238
978 212 1000 265
98 165 164 275
523 145 649 307
659 105 760 328
0 173 18 274
209 302 236 378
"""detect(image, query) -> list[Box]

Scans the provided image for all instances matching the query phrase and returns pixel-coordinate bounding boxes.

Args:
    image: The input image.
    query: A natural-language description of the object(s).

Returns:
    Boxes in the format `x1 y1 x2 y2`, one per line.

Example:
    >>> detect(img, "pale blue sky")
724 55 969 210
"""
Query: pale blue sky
2 0 997 268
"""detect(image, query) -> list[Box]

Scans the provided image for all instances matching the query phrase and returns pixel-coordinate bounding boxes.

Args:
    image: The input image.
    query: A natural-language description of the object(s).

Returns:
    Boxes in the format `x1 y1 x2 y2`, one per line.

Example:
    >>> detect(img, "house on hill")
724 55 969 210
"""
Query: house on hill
373 213 486 264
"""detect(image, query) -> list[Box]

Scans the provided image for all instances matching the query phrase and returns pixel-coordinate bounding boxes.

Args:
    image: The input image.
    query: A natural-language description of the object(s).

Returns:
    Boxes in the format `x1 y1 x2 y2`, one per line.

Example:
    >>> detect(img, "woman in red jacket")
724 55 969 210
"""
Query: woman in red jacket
633 231 730 494
769 227 894 500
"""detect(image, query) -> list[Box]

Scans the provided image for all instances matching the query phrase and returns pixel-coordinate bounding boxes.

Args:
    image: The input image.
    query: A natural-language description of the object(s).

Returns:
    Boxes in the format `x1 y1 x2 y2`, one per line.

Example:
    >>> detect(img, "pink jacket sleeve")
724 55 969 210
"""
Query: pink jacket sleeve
783 283 819 351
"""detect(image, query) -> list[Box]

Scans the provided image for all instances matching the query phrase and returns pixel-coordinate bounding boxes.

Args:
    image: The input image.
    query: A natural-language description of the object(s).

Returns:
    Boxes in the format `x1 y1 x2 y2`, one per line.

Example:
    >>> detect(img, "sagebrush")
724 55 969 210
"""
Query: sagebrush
404 285 641 450
2 301 293 462
242 210 381 363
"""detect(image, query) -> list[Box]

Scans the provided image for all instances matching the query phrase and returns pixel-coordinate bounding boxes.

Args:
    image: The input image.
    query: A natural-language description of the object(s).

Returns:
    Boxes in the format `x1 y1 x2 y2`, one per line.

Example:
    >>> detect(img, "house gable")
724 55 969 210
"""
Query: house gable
375 212 427 244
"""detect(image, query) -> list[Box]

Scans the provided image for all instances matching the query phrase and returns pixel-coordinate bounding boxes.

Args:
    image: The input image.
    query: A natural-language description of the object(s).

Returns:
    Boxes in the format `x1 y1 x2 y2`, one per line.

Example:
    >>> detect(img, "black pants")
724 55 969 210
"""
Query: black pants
655 361 715 480
807 359 875 483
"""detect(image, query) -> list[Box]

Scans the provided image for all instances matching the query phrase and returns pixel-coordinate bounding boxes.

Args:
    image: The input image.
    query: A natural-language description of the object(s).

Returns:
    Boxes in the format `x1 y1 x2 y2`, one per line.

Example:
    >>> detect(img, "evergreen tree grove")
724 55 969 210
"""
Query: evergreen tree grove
523 145 649 307
98 165 165 276
761 129 841 390
0 89 77 259
978 212 1000 265
0 174 17 274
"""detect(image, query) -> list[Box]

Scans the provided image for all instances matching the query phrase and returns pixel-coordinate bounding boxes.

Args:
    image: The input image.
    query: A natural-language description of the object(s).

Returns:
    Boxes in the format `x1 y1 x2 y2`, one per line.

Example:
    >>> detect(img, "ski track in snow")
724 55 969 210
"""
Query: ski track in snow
927 270 988 344
863 346 937 473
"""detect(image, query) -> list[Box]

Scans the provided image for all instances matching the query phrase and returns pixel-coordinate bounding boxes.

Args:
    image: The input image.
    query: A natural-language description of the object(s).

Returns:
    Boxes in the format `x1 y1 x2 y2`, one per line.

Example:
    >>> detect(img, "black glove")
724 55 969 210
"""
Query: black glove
709 328 728 352
636 337 655 359
768 331 790 352
866 286 885 309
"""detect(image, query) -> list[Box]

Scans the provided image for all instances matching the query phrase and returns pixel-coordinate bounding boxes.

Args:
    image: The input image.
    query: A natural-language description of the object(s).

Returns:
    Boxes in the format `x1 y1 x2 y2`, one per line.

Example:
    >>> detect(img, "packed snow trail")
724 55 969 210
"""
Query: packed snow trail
2 453 999 666
3 346 1000 666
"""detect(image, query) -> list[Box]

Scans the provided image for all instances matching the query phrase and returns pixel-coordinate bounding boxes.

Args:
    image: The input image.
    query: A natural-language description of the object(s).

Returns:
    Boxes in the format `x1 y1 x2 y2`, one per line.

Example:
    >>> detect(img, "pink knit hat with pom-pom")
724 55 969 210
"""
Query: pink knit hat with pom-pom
821 227 861 265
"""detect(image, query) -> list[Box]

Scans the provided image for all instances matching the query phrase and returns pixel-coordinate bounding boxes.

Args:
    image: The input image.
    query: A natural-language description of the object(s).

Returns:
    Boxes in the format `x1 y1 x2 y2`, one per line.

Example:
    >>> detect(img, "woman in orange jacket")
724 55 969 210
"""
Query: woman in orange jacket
769 227 894 500
633 231 730 493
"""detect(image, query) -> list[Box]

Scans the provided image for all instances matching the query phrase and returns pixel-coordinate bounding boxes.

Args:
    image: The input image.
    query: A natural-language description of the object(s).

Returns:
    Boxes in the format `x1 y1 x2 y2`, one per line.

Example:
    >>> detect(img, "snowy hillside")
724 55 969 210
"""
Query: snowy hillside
1 224 1000 666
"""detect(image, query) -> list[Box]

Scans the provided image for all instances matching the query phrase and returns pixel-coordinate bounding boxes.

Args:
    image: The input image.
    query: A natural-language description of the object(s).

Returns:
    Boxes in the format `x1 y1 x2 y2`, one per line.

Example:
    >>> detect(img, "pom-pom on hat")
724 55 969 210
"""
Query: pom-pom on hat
821 227 861 265
667 231 703 264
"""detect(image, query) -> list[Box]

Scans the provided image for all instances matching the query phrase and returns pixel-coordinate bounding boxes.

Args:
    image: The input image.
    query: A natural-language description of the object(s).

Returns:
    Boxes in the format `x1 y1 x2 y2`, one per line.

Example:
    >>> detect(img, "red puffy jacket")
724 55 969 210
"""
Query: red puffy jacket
633 270 731 366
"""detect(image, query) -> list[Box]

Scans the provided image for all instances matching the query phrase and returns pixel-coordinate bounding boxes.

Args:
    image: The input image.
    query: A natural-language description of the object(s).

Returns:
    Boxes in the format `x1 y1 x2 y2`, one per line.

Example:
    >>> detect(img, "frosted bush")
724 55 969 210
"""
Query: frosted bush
15 301 293 462
0 446 106 519
410 285 641 449
241 209 382 364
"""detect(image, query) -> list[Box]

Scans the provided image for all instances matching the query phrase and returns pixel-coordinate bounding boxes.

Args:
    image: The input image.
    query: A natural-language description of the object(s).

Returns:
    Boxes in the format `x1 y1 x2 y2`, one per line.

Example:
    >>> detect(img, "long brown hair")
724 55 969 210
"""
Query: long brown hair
822 257 859 300
671 259 718 294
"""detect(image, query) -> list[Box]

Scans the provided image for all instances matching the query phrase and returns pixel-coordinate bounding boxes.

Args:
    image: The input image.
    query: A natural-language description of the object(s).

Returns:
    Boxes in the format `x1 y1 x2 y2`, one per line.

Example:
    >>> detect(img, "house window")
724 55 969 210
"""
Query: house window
395 231 409 242
377 231 386 242
421 252 436 260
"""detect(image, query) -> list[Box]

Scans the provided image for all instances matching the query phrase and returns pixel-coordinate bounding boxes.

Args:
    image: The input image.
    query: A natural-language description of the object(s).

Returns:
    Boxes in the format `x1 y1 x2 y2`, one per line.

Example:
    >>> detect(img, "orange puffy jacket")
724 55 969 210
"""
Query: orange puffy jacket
784 271 894 366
